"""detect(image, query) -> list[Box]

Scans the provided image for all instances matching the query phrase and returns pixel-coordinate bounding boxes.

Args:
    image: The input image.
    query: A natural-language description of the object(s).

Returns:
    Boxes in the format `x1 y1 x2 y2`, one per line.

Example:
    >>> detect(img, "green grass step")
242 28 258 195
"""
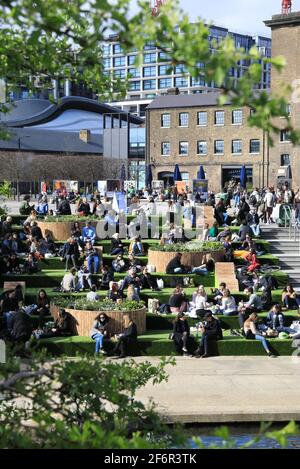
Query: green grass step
35 331 297 357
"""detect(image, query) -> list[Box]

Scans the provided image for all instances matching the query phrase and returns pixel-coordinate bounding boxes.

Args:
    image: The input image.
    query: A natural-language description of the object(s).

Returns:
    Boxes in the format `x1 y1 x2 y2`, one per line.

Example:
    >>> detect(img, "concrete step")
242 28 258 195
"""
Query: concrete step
269 247 300 257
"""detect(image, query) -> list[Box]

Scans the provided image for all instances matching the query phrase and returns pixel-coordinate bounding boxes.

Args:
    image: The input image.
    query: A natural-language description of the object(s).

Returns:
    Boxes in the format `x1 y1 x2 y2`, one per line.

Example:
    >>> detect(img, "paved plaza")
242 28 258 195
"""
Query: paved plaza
134 356 300 423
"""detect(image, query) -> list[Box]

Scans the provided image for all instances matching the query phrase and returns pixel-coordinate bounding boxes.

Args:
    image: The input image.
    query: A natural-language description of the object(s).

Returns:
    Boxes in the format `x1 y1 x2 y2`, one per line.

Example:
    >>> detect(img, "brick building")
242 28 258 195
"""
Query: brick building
146 92 268 192
265 11 300 189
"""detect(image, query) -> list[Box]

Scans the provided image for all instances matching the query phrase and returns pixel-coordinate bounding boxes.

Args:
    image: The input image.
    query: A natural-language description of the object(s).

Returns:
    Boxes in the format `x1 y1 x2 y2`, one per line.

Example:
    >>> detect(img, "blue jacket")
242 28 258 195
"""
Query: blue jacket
82 226 96 241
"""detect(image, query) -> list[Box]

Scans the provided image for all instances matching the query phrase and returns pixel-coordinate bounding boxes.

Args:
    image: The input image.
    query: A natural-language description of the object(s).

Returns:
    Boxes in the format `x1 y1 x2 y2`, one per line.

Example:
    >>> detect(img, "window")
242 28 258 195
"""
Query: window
281 154 291 166
175 65 187 74
215 110 225 125
214 140 224 154
179 113 189 127
197 141 207 155
159 78 172 89
128 55 137 66
129 81 141 91
103 45 111 56
103 58 111 69
174 77 188 87
143 66 156 77
232 109 243 125
250 139 261 154
280 130 291 142
191 76 205 86
128 68 140 78
161 114 171 128
159 65 170 75
144 53 156 64
232 139 242 154
161 142 170 156
113 44 123 54
113 56 125 67
143 79 156 90
197 111 207 126
114 69 126 79
144 41 156 50
159 52 171 61
179 142 189 156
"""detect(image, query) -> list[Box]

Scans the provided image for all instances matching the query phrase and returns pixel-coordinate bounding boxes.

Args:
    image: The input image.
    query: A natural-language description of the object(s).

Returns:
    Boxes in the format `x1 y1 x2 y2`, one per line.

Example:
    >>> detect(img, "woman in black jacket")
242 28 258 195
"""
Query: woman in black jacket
113 314 138 358
172 312 190 354
51 309 75 337
194 312 223 358
110 233 124 255
35 289 50 327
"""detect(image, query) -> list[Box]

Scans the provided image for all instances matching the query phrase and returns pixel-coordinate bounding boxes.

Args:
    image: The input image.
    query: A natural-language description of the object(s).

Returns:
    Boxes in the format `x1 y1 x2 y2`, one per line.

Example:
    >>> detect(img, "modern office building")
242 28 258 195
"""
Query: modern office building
103 27 271 116
0 97 145 192
145 91 268 192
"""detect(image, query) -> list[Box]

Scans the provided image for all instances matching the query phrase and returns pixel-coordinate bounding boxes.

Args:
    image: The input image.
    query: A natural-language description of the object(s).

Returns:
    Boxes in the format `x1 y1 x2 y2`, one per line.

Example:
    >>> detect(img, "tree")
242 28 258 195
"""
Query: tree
0 0 298 144
0 352 182 449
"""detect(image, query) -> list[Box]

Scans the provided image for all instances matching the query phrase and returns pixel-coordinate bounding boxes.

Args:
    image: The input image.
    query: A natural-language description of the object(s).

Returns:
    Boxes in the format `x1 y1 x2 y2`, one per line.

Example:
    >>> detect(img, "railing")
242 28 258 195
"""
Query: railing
281 204 292 228
287 206 300 255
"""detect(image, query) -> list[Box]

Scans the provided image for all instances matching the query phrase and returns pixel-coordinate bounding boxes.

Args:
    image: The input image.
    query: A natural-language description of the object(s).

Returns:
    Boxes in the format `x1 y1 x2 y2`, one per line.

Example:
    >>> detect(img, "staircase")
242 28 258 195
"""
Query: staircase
261 225 300 290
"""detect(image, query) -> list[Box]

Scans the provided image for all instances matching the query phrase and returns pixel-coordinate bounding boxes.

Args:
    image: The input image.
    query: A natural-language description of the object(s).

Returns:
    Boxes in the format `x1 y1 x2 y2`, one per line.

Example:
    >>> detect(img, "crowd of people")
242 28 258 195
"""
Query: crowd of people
1 180 300 358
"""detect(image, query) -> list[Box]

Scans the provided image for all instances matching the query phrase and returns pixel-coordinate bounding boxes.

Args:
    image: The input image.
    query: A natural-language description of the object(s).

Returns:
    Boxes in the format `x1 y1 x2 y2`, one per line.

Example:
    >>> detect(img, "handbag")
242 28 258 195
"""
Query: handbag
156 278 164 289
148 298 160 314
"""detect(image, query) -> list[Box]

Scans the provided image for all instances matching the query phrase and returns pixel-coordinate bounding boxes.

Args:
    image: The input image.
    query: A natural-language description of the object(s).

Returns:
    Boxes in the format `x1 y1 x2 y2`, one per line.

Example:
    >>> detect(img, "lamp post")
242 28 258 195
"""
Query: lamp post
17 135 30 201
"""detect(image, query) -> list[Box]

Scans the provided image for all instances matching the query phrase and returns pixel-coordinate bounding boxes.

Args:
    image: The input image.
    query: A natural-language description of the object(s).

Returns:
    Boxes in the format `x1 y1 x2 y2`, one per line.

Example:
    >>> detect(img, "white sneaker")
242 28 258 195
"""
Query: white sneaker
99 349 107 355
182 347 188 352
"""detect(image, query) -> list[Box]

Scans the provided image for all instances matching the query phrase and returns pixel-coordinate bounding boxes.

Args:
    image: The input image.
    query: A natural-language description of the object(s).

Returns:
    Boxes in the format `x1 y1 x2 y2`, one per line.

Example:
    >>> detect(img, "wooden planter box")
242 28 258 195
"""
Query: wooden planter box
51 304 147 337
38 221 98 241
148 249 225 273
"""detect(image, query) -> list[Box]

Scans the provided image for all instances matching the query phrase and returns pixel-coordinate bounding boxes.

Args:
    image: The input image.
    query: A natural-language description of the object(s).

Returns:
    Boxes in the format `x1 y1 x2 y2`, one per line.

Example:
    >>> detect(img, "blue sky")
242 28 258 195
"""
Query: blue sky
132 0 300 37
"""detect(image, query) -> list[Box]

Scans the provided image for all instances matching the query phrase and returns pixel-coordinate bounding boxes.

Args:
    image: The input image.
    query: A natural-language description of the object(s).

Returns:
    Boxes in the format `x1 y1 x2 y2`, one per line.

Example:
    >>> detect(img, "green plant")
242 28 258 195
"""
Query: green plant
0 351 180 448
53 297 145 312
0 180 11 199
150 241 224 253
44 215 102 223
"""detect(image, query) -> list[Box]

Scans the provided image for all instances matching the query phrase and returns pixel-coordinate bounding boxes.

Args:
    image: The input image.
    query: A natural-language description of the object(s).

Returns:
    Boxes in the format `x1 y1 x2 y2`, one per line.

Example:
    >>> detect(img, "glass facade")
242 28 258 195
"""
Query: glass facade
102 27 271 102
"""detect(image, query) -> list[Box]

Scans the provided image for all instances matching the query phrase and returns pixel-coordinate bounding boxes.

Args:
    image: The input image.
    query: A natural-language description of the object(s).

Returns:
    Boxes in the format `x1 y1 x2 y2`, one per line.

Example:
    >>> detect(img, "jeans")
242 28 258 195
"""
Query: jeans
174 267 183 274
76 272 92 290
234 195 241 207
192 267 208 275
200 332 217 355
88 255 99 274
111 248 123 255
284 296 300 309
65 254 77 270
255 334 269 353
250 224 261 237
92 333 104 353
3 311 14 331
